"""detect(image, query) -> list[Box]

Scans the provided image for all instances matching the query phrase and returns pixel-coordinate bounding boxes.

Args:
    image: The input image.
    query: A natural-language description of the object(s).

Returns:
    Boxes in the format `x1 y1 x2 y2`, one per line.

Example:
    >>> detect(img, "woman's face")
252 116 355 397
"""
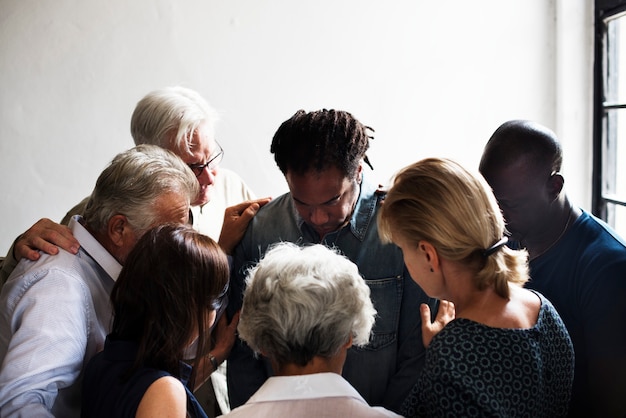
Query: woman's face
394 234 443 298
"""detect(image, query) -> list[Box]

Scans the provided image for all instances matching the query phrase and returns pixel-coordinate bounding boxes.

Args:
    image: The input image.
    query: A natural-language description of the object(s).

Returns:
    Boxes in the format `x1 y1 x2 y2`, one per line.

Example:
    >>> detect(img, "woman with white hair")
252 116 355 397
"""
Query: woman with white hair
223 242 401 417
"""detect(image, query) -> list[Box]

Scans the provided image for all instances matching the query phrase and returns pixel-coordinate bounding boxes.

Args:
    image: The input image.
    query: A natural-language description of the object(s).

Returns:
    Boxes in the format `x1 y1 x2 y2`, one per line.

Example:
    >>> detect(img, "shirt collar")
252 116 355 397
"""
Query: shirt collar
70 215 122 281
247 372 368 404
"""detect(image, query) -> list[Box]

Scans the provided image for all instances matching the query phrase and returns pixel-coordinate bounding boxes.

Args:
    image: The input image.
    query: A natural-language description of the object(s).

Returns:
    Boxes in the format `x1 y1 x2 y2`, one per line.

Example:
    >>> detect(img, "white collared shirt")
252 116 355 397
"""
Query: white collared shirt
223 373 402 418
0 216 121 418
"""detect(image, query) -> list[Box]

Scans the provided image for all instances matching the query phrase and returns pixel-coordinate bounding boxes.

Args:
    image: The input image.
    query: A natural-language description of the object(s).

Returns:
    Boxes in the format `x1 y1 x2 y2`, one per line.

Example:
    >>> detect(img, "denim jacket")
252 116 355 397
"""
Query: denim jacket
227 176 436 413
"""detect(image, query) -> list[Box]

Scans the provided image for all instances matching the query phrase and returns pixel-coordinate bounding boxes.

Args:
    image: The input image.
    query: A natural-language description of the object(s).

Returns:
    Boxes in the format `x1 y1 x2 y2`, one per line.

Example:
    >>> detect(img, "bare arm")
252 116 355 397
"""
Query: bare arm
218 198 271 254
135 376 187 418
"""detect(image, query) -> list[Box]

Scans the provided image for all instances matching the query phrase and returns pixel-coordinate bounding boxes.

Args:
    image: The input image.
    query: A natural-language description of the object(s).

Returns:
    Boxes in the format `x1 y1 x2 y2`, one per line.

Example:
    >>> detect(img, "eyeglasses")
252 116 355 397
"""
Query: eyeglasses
187 142 224 177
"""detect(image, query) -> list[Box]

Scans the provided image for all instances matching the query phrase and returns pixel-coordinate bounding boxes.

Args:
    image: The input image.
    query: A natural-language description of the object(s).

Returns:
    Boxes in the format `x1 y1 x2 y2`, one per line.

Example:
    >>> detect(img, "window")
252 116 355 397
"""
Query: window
594 0 626 236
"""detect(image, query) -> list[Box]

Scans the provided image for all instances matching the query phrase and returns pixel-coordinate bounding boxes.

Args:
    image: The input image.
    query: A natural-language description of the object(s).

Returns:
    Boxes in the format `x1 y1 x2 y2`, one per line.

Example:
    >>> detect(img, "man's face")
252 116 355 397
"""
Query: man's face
172 121 220 207
481 159 553 243
285 166 360 240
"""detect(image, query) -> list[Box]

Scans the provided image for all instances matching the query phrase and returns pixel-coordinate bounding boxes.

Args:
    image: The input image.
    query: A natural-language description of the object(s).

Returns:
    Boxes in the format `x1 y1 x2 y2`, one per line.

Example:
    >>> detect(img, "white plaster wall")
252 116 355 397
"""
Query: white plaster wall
0 0 593 255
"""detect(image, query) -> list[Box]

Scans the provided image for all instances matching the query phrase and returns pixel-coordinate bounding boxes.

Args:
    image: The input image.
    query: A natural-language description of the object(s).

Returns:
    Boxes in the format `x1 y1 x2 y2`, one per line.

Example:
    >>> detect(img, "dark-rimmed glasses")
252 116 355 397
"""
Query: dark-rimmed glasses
187 142 224 177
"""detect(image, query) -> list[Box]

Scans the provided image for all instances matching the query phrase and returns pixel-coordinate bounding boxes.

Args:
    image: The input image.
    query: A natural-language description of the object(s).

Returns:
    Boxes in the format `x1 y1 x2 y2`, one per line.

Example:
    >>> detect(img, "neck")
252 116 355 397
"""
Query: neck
271 354 344 377
525 198 579 260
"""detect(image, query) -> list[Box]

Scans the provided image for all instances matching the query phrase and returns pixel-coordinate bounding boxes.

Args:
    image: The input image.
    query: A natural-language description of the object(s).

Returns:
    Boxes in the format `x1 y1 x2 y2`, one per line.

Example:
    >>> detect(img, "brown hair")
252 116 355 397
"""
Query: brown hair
109 223 229 386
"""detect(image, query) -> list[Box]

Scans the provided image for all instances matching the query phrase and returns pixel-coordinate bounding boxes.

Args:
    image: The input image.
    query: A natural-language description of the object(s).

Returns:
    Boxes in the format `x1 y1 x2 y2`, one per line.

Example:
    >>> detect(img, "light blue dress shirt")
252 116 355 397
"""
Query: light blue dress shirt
0 216 120 418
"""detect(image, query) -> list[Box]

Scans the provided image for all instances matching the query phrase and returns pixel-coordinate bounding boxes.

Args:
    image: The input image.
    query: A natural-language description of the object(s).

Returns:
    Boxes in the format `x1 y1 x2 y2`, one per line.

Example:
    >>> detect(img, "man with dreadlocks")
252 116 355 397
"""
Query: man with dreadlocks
226 109 437 414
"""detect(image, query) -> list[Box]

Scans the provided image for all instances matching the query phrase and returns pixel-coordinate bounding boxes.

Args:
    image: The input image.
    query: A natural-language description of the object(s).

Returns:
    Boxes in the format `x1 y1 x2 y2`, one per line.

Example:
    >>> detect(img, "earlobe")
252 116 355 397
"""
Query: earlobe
419 240 440 273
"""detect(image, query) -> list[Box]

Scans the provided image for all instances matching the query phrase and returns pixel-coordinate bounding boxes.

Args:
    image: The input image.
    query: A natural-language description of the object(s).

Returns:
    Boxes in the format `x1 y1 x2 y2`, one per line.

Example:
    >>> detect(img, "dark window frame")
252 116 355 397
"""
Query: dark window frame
593 0 626 223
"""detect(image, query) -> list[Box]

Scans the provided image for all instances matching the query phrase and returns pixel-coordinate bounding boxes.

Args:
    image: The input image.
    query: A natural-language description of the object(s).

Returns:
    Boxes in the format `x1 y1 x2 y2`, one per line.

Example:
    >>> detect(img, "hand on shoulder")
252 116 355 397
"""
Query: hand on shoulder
14 218 80 262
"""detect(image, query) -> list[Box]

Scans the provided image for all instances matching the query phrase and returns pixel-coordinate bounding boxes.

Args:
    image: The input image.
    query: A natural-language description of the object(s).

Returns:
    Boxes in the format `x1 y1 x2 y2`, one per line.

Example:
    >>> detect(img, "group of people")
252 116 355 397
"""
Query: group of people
0 87 624 418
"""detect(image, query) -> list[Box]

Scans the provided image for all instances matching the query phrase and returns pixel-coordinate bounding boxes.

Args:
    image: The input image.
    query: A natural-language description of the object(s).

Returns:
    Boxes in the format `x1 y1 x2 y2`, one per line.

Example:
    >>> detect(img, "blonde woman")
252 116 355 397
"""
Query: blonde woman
378 157 574 417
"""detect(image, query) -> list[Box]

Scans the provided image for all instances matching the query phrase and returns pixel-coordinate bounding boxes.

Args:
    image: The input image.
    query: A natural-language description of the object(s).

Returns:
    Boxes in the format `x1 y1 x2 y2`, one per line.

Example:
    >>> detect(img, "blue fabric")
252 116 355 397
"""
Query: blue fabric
401 292 574 417
226 177 436 413
523 210 626 416
81 338 207 418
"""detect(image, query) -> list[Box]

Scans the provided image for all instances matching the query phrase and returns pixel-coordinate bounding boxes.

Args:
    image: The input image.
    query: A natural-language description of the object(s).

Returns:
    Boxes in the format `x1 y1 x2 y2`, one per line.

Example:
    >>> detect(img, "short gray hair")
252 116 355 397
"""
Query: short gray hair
238 242 376 367
83 144 199 235
130 86 219 154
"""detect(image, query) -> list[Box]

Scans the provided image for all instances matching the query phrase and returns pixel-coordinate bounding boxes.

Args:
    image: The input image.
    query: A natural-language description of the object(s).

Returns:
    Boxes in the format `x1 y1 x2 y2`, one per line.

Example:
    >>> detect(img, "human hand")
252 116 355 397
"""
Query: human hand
14 218 80 262
192 311 241 390
421 300 455 348
210 310 241 365
218 197 271 254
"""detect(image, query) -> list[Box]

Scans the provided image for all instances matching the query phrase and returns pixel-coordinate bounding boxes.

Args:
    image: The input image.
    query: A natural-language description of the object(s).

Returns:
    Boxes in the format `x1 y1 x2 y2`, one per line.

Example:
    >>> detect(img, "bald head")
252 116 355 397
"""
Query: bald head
479 120 563 176
478 120 568 244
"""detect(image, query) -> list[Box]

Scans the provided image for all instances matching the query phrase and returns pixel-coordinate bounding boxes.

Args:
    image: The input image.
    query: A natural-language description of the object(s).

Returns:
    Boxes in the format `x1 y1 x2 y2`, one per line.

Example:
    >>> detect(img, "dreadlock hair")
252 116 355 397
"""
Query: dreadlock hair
270 109 374 178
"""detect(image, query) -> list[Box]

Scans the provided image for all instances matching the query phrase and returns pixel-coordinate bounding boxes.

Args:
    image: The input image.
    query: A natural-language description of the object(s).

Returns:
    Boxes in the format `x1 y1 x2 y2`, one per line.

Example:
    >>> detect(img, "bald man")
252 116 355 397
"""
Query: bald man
479 120 626 417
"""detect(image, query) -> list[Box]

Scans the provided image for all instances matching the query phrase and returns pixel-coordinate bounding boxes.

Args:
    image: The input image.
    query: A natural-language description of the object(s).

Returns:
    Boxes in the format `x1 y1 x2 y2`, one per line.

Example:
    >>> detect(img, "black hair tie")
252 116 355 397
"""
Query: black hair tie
483 237 509 257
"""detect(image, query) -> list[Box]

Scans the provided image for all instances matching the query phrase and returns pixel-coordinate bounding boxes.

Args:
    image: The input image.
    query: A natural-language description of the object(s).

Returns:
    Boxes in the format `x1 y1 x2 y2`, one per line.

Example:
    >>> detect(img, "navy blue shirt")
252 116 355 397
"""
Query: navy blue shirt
81 338 207 418
524 210 626 417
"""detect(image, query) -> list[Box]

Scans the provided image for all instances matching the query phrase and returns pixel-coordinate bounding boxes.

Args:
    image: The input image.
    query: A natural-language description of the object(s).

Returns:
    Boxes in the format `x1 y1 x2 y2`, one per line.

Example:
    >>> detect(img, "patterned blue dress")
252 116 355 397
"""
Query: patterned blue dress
401 291 574 417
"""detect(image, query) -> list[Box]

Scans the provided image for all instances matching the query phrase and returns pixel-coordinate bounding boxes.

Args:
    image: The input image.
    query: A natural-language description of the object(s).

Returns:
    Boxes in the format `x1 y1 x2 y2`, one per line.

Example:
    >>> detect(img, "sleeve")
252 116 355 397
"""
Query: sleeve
382 270 438 412
225 228 272 409
580 254 626 415
0 270 90 417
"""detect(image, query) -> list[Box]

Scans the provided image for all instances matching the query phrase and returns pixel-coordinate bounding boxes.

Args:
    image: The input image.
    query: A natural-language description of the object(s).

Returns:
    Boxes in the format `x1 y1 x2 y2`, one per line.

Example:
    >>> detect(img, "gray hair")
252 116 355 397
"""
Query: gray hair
83 144 199 235
130 86 219 154
238 242 376 367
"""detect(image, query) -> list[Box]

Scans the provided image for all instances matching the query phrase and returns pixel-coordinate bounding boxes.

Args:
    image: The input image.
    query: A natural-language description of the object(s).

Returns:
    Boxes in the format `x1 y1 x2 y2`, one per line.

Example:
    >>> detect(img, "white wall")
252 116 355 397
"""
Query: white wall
0 0 593 255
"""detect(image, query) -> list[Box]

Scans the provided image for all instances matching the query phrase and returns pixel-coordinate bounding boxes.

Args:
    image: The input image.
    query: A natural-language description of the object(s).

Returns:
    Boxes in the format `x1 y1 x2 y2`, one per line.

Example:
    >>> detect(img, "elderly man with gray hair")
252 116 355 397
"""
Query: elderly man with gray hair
223 242 401 418
0 144 198 418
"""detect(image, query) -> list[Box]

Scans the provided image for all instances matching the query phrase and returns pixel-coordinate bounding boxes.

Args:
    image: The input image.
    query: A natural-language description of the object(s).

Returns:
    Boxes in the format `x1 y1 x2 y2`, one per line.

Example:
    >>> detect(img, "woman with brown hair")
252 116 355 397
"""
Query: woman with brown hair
82 224 238 418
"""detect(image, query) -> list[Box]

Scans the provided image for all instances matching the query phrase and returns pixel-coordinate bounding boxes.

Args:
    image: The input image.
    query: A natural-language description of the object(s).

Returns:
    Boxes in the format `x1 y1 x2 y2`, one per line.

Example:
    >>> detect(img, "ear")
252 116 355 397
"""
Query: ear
356 163 363 184
418 241 440 272
547 173 564 201
107 214 131 248
343 335 353 349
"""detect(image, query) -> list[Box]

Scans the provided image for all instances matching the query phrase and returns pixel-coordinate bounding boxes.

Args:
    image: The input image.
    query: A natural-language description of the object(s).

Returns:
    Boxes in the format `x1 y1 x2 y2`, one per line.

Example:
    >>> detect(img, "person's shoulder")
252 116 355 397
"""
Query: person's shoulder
7 249 81 285
578 210 626 250
252 191 291 217
348 401 403 417
135 375 186 418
